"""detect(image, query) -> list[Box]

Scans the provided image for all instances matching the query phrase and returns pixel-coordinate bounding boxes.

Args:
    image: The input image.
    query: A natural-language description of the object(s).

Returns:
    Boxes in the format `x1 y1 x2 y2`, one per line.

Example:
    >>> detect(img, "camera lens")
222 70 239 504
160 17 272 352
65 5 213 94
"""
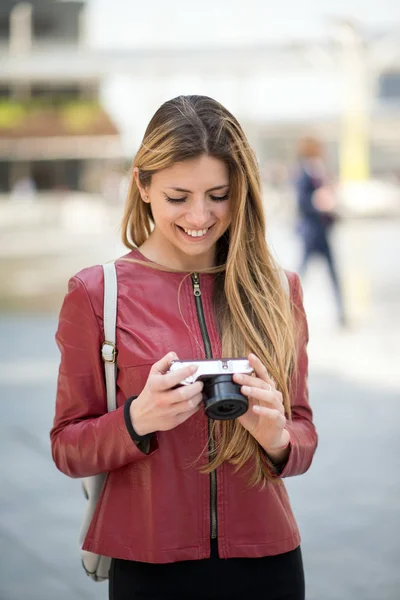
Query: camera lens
202 375 248 420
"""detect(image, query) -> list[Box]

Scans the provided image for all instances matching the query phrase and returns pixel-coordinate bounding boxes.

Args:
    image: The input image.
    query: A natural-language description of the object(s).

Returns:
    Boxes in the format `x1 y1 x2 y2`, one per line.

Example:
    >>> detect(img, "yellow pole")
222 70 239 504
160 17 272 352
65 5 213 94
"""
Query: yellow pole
338 22 370 182
336 21 371 322
340 112 370 181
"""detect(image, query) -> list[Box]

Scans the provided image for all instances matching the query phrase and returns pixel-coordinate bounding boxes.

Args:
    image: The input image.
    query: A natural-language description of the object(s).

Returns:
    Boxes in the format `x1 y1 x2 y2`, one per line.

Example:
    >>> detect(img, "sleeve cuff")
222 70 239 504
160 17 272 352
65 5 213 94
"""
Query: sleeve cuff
263 442 292 477
124 396 155 455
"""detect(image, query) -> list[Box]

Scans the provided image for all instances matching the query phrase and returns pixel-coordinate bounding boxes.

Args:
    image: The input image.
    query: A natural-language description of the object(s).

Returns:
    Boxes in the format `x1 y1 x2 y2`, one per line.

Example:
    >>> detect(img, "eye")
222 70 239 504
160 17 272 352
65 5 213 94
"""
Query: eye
164 194 187 204
210 193 229 202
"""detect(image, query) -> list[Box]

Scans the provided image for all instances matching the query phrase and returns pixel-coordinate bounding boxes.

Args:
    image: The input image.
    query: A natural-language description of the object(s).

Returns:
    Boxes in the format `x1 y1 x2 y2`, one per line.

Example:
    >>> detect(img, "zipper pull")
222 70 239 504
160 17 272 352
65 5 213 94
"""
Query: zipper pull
192 273 201 297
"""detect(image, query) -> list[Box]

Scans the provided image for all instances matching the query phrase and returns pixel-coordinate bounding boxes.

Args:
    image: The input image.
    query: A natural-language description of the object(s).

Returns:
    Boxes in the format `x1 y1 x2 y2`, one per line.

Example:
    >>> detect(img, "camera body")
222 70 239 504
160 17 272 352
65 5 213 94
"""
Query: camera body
169 358 253 420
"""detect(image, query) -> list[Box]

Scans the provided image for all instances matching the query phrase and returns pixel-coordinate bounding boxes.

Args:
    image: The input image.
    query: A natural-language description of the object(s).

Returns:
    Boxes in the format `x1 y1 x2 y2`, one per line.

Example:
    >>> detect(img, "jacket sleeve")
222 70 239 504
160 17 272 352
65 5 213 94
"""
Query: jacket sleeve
279 272 318 478
50 274 158 479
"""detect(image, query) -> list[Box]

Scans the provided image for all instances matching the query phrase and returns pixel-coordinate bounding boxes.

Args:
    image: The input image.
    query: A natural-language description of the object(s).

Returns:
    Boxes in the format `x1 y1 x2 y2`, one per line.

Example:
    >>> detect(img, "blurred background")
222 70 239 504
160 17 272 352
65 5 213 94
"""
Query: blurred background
0 0 399 598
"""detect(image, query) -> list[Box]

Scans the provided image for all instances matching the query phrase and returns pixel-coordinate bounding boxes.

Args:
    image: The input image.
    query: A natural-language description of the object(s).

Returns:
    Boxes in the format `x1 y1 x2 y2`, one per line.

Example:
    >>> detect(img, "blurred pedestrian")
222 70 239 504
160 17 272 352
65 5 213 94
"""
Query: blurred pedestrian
294 136 346 325
51 96 318 600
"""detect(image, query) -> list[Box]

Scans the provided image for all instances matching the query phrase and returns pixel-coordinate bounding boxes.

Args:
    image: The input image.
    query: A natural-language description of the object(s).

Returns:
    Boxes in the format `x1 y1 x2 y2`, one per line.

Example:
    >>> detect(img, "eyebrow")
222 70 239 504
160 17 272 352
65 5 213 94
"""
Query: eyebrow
165 184 229 193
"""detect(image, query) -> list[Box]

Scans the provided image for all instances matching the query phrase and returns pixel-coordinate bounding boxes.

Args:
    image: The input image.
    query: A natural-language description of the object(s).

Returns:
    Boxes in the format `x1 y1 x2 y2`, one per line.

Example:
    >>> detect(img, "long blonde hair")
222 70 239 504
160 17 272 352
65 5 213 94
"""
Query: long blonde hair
122 95 297 486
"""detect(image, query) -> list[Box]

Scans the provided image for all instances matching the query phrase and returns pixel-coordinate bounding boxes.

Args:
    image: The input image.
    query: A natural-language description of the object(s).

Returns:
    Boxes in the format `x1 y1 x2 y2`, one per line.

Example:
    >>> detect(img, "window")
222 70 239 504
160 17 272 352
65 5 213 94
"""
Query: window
33 15 54 39
378 72 400 102
0 17 9 41
31 85 82 101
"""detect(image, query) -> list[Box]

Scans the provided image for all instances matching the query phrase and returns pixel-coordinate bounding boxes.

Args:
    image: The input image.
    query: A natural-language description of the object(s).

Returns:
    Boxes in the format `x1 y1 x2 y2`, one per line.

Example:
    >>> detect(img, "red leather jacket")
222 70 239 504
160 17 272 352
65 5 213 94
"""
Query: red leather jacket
51 249 317 563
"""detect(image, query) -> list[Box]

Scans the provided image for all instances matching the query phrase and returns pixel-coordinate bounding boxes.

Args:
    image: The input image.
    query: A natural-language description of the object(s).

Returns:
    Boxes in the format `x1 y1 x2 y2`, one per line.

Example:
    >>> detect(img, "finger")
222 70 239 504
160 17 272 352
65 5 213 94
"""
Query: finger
174 393 204 415
234 372 275 391
161 363 200 391
248 353 274 385
151 352 179 375
174 403 202 425
241 385 284 414
168 381 204 405
153 362 199 392
235 374 283 406
252 404 286 426
152 382 203 410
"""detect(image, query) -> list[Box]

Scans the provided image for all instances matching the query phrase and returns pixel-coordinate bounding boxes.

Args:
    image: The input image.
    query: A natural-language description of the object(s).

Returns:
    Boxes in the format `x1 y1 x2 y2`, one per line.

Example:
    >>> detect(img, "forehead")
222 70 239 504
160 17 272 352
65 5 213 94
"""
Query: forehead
151 155 229 189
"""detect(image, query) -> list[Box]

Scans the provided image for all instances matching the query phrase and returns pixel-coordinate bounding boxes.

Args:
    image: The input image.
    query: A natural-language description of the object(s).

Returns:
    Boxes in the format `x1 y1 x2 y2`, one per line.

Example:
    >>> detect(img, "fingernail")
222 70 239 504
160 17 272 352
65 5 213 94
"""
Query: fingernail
235 373 243 382
253 405 261 413
242 385 251 395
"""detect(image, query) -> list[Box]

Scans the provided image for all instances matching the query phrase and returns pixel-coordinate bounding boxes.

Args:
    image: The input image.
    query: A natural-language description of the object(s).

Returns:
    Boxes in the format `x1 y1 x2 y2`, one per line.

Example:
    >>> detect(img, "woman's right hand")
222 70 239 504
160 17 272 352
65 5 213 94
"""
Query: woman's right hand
129 352 204 436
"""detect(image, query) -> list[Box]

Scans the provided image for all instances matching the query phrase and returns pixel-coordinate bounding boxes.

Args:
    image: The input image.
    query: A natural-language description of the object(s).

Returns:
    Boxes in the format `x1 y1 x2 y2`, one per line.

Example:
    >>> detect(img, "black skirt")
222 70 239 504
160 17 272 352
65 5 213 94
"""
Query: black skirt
109 540 305 600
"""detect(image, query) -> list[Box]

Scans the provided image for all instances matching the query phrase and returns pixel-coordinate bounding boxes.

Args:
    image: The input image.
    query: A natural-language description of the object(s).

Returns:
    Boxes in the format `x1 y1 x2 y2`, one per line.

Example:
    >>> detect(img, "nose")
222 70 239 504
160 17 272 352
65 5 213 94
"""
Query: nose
185 198 210 228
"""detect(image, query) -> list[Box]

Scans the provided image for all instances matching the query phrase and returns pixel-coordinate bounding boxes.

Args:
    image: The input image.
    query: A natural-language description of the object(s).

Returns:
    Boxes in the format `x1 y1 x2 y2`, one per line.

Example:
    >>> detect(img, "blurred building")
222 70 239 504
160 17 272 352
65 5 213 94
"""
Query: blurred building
0 0 124 193
98 31 400 184
1 2 399 196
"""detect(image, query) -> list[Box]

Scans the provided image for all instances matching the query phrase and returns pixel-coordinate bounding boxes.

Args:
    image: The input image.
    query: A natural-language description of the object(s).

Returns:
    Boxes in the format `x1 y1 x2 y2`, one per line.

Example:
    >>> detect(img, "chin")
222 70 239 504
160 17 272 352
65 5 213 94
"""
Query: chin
180 244 210 256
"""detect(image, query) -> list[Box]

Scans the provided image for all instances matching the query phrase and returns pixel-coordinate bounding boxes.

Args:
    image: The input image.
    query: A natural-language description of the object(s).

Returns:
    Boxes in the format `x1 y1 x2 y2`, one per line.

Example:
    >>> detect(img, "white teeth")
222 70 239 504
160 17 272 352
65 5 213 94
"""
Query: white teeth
183 228 208 237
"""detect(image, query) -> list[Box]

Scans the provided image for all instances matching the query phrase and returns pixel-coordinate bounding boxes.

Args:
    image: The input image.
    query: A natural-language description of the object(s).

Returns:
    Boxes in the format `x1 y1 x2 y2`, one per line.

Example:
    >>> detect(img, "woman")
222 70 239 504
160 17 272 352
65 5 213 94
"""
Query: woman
51 95 317 600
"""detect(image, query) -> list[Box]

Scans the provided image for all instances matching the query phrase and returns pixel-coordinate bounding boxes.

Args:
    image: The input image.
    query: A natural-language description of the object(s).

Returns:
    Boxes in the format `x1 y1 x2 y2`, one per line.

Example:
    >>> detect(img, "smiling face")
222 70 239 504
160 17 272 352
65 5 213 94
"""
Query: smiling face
135 155 231 271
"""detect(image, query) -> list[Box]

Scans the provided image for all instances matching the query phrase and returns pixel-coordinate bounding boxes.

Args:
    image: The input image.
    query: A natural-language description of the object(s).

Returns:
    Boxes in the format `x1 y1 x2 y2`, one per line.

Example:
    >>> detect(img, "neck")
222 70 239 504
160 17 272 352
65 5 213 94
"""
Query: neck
139 237 216 272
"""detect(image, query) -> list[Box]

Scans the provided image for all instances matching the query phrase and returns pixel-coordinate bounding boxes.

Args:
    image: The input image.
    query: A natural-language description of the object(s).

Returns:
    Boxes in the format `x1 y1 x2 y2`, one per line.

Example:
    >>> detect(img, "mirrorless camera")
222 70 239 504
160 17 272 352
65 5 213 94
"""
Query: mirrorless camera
169 358 253 420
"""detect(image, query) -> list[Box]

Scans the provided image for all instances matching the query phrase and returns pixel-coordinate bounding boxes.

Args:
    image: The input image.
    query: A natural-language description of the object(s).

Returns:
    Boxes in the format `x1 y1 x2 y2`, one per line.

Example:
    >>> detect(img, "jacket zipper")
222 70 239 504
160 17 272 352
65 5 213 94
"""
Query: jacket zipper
191 272 217 540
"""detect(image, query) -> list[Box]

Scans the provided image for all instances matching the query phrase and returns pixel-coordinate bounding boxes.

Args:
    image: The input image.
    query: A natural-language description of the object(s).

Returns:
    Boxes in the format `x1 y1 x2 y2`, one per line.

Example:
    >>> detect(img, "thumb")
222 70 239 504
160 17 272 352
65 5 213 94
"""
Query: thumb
151 351 179 375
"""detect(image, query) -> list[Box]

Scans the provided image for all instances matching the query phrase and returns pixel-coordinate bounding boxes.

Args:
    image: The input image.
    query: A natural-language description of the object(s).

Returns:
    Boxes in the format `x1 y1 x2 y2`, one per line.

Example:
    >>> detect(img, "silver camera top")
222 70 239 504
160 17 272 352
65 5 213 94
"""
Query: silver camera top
169 358 253 385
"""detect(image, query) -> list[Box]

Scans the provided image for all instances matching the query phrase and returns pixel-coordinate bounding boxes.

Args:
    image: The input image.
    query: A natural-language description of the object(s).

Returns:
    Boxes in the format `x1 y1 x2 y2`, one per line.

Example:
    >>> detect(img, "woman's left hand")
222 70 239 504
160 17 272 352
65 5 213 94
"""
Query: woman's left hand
234 354 290 458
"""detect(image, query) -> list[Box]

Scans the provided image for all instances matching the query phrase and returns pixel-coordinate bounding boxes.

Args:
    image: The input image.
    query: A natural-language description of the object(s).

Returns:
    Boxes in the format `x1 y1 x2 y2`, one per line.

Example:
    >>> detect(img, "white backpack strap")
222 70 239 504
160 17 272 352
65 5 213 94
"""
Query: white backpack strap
101 262 117 413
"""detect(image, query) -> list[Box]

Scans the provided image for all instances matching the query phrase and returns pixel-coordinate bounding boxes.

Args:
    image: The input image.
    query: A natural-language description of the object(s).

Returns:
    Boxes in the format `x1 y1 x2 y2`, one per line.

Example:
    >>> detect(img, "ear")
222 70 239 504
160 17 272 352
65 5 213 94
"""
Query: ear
133 167 150 203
